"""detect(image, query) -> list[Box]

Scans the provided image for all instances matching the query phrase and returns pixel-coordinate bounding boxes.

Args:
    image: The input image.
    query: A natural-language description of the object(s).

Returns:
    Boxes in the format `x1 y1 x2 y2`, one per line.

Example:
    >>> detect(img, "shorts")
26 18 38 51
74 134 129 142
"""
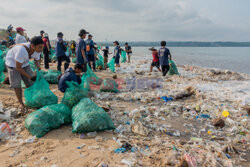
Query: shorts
87 54 95 62
127 53 132 56
115 56 120 64
7 66 34 88
151 61 160 68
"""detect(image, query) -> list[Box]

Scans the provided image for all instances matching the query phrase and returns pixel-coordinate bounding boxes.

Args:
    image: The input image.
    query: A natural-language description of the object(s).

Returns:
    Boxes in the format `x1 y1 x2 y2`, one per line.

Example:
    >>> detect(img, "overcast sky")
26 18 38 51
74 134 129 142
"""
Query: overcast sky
0 0 249 41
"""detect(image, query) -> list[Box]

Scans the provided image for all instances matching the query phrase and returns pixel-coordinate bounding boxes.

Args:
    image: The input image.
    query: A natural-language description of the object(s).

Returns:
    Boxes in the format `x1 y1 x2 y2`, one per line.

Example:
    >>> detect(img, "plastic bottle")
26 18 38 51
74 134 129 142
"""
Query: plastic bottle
0 122 12 140
87 132 97 138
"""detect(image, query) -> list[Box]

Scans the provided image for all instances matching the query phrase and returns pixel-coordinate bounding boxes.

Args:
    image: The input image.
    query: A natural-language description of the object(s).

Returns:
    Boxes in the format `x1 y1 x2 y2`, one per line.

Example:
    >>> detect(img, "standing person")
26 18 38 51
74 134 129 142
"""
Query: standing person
15 27 27 44
158 41 172 76
5 36 43 112
40 30 45 38
42 33 51 69
55 32 70 71
102 46 112 69
70 41 76 57
149 47 161 72
125 42 132 63
85 34 96 71
76 29 89 72
113 41 120 67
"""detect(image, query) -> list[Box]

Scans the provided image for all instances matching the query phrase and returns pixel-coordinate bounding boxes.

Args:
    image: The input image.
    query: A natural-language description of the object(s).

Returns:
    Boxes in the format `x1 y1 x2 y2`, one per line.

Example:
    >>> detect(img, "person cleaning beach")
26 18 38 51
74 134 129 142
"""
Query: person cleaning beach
5 36 43 113
55 32 70 72
85 34 96 71
42 33 51 69
58 63 83 93
158 41 172 76
125 42 132 63
76 29 89 72
15 27 27 44
102 46 112 70
149 47 161 72
113 41 120 67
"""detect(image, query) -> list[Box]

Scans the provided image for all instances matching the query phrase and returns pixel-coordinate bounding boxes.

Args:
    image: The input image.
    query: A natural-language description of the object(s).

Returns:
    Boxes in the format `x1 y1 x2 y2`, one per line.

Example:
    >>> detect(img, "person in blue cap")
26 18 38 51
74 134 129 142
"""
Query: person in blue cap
102 46 112 69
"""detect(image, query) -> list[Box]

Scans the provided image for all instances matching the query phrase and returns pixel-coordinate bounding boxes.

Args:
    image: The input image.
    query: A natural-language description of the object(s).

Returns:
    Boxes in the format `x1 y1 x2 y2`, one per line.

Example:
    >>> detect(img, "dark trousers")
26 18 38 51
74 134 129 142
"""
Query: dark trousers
161 65 170 76
87 54 96 70
43 49 49 69
57 56 70 71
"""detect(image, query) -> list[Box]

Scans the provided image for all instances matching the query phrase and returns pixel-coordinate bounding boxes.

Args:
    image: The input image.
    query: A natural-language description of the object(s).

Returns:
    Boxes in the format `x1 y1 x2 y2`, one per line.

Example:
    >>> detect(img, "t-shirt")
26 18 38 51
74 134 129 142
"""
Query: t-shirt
158 47 170 65
58 67 81 93
15 34 27 44
85 39 95 55
55 37 66 57
102 49 109 57
43 38 48 48
125 46 132 54
152 51 159 62
5 43 41 68
76 38 86 64
113 46 120 58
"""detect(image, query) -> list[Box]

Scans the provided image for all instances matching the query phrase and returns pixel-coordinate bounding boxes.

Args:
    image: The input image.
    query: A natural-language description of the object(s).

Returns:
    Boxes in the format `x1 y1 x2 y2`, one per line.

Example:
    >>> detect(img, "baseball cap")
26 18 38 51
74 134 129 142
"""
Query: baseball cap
16 27 25 32
79 29 89 37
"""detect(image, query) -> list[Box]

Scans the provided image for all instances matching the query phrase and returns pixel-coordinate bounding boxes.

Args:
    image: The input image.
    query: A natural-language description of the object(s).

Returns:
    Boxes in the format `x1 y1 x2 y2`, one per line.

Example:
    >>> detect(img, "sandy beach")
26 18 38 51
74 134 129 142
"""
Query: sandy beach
0 59 249 167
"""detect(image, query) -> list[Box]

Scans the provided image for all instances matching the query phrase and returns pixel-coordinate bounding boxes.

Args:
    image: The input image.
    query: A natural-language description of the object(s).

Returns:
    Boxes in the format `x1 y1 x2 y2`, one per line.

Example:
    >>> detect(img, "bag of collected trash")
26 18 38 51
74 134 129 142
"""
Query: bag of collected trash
72 98 115 133
100 79 119 93
42 70 61 84
121 50 127 63
108 57 115 73
61 81 89 109
0 54 5 84
72 57 77 63
96 53 104 69
81 65 102 86
24 70 58 108
25 104 70 138
168 60 179 75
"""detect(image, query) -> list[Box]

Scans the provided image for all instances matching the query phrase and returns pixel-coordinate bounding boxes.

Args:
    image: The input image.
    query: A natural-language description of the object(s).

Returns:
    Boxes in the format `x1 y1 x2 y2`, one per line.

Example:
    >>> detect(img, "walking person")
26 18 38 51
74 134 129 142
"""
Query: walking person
125 42 132 63
42 33 51 69
76 29 89 72
15 27 27 44
55 32 70 71
158 41 172 76
149 47 161 72
85 34 96 71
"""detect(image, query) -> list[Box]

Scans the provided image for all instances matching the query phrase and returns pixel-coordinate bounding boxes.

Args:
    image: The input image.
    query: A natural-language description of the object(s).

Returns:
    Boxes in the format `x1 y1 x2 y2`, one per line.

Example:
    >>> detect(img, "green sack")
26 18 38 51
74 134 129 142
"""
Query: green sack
0 54 5 84
96 53 104 69
100 79 118 93
121 50 127 63
108 57 115 73
81 65 102 86
43 70 61 84
168 60 179 75
24 70 58 108
25 103 71 138
72 98 115 133
72 57 77 63
61 81 89 109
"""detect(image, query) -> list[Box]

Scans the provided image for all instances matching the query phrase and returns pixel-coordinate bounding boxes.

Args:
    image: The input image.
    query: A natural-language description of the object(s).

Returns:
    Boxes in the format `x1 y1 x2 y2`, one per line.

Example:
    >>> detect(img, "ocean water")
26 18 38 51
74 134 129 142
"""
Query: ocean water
107 46 250 74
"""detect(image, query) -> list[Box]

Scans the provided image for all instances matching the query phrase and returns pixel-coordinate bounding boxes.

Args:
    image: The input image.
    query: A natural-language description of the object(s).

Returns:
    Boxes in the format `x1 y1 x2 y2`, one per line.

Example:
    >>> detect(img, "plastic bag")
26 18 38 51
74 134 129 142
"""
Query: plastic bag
168 60 179 75
81 65 102 87
42 70 61 84
25 104 71 138
24 70 58 108
72 98 115 133
0 54 5 84
72 57 77 63
100 79 119 93
0 123 12 140
61 81 89 109
121 50 127 63
96 53 104 69
108 57 115 73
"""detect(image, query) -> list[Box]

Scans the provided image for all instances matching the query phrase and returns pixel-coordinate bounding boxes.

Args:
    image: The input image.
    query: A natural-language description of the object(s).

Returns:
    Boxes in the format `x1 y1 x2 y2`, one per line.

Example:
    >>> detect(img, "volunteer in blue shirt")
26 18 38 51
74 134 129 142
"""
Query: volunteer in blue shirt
158 41 172 76
113 41 120 67
55 32 70 71
76 29 89 72
58 64 83 93
85 34 96 71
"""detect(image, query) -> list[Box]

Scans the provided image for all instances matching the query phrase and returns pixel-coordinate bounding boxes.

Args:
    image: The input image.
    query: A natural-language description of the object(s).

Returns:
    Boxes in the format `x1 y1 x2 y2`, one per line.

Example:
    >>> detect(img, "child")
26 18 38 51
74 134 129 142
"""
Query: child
102 46 112 69
149 47 161 72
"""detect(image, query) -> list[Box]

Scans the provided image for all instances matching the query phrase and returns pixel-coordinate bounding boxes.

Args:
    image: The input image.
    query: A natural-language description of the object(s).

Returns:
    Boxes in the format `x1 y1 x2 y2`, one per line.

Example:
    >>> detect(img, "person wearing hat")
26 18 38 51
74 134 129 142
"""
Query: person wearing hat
102 46 112 69
55 32 70 71
76 29 89 72
15 27 27 44
40 30 45 38
42 33 51 69
125 42 132 63
113 41 120 67
149 47 161 73
85 34 96 71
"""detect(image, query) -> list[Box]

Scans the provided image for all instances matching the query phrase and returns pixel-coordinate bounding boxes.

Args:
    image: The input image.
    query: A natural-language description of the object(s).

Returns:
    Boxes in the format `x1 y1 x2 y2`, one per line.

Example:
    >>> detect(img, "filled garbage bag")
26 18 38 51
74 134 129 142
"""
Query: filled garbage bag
96 53 104 69
61 81 89 109
25 103 71 138
121 50 127 63
0 54 5 84
24 70 58 108
72 98 115 133
108 57 115 73
81 65 102 87
72 57 77 63
168 60 179 75
100 79 119 93
42 70 61 84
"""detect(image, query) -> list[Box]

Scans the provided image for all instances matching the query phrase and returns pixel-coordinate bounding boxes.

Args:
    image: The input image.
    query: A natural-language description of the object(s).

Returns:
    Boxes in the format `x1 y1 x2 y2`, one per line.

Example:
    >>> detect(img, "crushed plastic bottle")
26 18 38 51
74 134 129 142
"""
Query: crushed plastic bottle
0 122 12 140
87 131 97 138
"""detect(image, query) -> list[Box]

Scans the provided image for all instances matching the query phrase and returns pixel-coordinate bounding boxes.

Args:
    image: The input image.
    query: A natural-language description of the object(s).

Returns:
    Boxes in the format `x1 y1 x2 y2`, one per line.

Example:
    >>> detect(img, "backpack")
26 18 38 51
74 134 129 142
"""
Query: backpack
86 44 90 52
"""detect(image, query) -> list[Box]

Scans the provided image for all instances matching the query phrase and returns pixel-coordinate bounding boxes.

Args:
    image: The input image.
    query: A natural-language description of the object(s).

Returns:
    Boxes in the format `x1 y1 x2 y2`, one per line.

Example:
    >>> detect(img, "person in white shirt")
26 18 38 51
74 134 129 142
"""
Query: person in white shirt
5 36 43 112
15 27 27 44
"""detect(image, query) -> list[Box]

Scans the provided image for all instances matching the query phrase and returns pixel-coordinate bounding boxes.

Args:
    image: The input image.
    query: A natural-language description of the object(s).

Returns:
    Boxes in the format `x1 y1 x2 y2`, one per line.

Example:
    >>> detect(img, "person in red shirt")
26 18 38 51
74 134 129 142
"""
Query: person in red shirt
149 47 161 72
